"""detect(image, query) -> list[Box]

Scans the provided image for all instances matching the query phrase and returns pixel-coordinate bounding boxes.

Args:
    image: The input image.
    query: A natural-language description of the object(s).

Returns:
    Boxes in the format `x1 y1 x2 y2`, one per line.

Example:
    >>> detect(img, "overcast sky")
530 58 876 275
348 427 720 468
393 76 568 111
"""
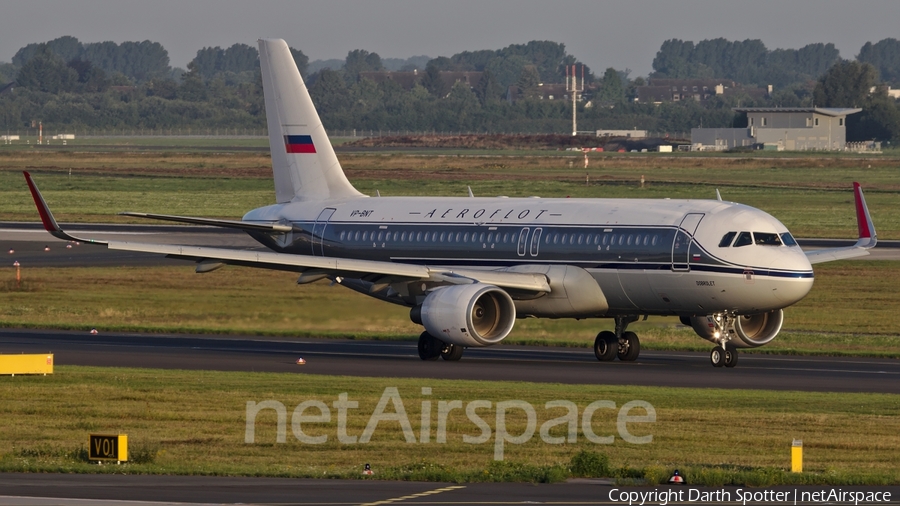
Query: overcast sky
2 0 898 77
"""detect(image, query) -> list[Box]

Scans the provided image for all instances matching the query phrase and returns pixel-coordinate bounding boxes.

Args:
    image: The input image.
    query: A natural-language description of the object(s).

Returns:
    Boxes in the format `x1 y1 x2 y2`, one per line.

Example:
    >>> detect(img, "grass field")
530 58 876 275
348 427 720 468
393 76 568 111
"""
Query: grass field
2 151 899 238
1 366 897 485
1 261 898 357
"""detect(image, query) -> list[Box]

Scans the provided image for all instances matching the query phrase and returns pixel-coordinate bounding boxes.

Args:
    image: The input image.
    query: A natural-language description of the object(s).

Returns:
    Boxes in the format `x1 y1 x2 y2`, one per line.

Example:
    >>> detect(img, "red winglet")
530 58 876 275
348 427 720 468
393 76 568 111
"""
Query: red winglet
853 182 875 240
23 171 106 244
23 171 61 233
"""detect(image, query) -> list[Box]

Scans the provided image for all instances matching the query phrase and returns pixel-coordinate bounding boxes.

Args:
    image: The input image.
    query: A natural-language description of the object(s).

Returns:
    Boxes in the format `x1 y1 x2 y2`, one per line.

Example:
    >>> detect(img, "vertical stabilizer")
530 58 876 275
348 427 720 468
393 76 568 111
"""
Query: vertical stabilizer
258 39 363 202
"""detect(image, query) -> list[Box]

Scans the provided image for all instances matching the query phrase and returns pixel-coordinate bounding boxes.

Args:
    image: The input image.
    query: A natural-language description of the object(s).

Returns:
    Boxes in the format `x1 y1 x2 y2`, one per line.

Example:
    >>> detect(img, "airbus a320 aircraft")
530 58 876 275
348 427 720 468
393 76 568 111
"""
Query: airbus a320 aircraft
25 39 878 368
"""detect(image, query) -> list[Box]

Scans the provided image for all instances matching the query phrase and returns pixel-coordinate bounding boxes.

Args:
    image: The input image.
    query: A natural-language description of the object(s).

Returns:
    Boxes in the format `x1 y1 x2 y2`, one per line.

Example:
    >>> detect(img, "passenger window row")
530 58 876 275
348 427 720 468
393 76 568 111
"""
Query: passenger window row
336 228 663 249
719 231 798 248
338 229 517 244
544 232 660 247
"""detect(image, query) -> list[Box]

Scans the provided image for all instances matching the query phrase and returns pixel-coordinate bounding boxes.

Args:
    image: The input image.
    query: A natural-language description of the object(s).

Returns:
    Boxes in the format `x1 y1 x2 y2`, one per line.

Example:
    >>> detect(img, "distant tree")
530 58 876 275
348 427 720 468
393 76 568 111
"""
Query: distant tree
147 78 178 99
67 58 108 92
343 49 384 84
177 71 208 101
221 43 258 73
289 47 309 78
424 56 456 72
813 60 878 107
308 68 349 113
652 38 836 87
483 54 530 92
188 44 258 80
13 36 83 67
516 65 542 100
850 90 900 141
82 40 170 82
499 41 568 83
597 67 625 103
0 62 17 83
858 38 900 84
474 69 504 105
421 63 450 98
16 45 78 93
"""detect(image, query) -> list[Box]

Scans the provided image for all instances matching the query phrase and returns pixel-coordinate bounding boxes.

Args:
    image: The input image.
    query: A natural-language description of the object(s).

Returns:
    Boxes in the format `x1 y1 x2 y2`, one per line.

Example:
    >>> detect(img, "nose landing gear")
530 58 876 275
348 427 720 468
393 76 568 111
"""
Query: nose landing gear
708 313 739 368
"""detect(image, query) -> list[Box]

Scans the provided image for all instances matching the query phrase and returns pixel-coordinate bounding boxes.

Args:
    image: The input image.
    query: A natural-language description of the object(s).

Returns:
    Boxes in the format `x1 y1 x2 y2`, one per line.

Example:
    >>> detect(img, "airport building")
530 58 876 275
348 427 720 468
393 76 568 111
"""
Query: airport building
691 107 862 151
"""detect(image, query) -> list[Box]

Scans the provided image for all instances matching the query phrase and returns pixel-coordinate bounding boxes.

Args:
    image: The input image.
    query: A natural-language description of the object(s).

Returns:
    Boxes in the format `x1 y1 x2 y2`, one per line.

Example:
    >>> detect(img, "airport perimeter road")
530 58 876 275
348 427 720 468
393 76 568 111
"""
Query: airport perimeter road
2 329 899 394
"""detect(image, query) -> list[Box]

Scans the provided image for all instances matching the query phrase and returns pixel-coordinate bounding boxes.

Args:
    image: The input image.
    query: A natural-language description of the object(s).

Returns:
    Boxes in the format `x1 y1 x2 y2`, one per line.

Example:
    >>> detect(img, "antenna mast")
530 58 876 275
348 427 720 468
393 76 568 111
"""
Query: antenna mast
566 65 584 136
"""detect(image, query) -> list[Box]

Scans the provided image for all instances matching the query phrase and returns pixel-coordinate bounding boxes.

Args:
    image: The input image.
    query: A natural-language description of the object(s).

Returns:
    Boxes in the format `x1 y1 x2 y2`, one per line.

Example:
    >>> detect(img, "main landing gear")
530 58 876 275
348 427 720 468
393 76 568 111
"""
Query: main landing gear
594 316 642 363
707 313 739 368
417 332 463 361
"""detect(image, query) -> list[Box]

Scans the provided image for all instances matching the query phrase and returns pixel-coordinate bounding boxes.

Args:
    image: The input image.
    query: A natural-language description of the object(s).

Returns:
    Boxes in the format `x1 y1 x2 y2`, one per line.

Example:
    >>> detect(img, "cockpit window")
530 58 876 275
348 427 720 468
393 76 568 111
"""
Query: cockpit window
718 231 737 247
733 232 753 247
754 232 782 246
780 232 798 247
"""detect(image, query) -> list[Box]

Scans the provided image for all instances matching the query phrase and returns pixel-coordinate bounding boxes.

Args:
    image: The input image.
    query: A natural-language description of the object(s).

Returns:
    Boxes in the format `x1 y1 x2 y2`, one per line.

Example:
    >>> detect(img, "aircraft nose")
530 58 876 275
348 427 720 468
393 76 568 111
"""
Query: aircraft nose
771 250 814 305
772 275 814 305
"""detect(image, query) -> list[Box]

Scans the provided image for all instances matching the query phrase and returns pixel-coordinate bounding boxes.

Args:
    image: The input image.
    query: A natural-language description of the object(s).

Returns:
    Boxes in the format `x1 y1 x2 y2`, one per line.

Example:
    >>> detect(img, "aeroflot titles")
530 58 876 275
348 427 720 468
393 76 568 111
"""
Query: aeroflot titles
350 208 556 221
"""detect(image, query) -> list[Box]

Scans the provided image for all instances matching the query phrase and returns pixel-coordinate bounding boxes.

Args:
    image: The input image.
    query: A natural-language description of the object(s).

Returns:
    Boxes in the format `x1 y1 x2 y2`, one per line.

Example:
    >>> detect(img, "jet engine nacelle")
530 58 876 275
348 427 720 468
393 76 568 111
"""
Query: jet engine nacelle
417 283 516 347
689 309 784 348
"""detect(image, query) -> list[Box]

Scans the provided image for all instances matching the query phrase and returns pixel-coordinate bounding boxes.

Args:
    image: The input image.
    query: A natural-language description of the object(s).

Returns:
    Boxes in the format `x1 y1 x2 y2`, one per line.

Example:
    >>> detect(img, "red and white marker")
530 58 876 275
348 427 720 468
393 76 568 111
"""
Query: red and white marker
90 328 99 335
296 358 306 365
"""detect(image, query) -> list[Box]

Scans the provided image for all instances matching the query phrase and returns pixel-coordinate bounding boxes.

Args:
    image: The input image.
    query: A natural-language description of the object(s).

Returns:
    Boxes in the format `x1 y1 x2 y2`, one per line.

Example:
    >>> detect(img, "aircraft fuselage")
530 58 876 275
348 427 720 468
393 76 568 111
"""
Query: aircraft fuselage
244 195 815 318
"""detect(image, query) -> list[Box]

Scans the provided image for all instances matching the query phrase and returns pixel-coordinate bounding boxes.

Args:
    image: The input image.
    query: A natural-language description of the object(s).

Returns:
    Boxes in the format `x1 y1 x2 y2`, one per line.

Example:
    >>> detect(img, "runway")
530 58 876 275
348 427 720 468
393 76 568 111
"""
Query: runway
2 474 895 506
2 328 899 393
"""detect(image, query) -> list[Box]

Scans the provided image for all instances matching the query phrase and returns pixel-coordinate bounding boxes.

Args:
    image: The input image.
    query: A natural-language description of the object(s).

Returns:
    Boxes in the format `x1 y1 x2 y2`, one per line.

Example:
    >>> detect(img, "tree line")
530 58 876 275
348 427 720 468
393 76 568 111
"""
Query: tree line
1 36 899 141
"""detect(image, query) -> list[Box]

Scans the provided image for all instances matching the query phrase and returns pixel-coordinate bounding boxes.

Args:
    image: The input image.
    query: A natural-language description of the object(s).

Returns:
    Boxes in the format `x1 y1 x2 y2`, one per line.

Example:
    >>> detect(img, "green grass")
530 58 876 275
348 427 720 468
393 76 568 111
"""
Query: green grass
1 262 898 357
3 151 899 237
1 366 897 485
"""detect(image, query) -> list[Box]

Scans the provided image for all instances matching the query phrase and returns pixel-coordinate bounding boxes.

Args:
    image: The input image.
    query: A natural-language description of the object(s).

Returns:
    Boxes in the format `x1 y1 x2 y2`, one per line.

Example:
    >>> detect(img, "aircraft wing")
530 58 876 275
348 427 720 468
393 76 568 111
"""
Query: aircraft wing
107 242 550 292
24 172 551 294
119 212 293 233
805 182 877 265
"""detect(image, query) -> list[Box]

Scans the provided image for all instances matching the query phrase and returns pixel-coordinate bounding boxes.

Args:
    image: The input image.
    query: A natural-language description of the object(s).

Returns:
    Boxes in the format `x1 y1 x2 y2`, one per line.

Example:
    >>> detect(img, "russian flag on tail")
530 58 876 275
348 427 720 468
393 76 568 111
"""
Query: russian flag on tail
284 135 316 153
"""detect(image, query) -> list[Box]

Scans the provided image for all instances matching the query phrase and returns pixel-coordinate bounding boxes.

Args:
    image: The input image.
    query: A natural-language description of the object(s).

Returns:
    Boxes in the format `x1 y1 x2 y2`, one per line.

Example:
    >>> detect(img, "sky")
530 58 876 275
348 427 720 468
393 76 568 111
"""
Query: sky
2 0 898 77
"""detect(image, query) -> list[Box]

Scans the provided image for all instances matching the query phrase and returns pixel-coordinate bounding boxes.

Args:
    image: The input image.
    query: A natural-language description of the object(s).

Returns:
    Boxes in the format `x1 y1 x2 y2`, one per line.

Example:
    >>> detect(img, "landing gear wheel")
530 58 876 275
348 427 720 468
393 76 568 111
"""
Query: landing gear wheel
417 332 442 361
710 346 726 367
594 331 618 361
441 343 464 361
617 331 641 361
723 343 738 368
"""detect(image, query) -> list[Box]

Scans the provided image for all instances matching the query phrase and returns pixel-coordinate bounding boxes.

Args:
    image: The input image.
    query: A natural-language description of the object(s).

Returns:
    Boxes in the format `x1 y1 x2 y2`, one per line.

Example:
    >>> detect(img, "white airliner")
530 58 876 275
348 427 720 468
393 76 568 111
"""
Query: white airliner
25 39 877 368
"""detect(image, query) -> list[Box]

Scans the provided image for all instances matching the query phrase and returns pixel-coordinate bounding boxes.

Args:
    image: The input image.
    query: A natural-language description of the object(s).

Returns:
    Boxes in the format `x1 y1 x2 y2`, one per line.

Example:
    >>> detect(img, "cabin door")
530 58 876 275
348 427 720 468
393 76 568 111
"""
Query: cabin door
672 213 704 271
311 208 336 256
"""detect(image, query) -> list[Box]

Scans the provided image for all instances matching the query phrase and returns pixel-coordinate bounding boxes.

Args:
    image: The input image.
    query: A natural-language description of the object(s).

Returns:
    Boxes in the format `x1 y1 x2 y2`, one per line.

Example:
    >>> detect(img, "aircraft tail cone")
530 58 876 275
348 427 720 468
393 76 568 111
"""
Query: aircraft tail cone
668 470 685 485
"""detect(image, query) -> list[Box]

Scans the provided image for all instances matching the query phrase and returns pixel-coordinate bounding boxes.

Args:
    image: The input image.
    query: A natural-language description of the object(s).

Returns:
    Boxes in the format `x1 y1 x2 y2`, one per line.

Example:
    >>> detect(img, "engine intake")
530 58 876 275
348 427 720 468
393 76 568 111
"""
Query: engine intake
690 309 784 348
418 283 516 347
